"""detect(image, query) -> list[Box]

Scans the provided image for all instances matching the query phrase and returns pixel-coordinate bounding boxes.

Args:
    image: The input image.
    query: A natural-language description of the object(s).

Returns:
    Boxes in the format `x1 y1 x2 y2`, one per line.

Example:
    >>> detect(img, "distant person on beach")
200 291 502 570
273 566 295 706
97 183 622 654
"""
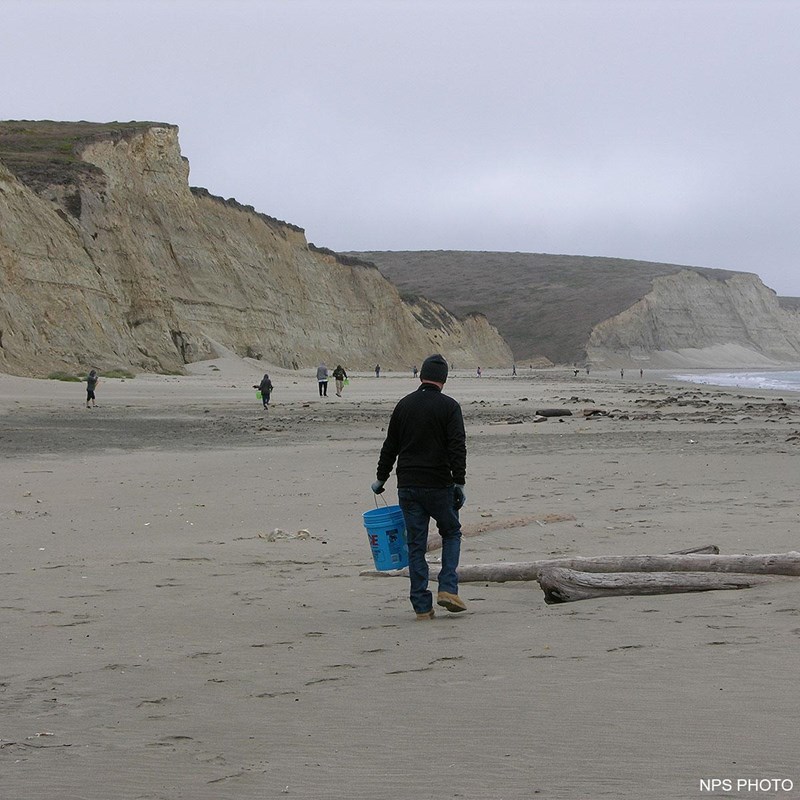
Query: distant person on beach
375 364 381 378
254 373 273 409
316 363 329 397
512 363 517 376
332 364 348 397
620 368 624 379
372 354 467 620
85 369 99 408
412 365 418 378
476 367 482 378
573 369 579 376
640 368 644 378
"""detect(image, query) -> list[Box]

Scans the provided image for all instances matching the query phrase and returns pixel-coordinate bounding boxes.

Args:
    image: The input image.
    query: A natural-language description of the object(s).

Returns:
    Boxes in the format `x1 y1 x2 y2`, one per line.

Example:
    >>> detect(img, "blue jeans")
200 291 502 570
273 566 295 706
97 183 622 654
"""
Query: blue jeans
398 485 462 613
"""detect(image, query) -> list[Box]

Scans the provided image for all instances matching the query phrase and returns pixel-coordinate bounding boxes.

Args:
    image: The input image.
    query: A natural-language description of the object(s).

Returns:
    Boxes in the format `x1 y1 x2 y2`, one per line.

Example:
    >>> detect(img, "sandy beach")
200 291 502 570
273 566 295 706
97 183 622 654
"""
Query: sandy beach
2 359 799 800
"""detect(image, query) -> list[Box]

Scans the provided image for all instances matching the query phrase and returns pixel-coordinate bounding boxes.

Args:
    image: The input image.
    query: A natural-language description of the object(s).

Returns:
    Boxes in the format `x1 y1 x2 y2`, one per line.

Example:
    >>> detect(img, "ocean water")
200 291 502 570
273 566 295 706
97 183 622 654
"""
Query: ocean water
671 370 800 393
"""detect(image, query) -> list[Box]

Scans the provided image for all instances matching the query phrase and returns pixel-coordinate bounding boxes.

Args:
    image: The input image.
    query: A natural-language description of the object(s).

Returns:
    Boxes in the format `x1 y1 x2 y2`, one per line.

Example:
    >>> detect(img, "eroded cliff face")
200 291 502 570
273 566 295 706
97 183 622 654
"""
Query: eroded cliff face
587 270 800 367
0 125 512 376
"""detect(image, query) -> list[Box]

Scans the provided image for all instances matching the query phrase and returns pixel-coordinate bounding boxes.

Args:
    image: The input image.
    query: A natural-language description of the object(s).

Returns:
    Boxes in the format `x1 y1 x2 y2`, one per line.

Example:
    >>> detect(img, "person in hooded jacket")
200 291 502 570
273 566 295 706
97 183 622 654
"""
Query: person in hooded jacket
332 364 348 397
86 369 99 408
253 373 273 409
316 364 329 397
372 354 467 620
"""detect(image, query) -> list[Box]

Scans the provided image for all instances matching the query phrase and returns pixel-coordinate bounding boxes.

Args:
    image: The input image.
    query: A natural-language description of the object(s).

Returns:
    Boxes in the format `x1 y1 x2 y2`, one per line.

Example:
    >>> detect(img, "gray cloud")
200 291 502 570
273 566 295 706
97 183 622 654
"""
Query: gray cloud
4 0 800 294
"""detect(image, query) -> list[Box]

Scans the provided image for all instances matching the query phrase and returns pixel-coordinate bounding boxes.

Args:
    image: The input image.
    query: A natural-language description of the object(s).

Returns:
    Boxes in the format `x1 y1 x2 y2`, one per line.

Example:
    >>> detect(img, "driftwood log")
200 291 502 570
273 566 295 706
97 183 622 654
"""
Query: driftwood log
537 567 787 604
451 552 800 583
360 550 800 583
360 545 800 603
463 552 800 582
360 546 721 580
360 549 800 602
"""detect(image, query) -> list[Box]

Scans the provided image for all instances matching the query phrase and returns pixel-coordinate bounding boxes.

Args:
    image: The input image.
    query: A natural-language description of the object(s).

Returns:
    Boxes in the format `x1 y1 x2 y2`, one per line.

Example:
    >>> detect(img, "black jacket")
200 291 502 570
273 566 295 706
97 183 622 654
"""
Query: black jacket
377 383 466 488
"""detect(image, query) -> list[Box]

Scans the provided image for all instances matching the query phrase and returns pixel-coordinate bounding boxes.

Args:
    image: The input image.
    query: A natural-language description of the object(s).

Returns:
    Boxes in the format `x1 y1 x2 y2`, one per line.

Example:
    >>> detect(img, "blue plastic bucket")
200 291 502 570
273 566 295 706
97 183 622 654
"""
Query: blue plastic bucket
363 504 409 571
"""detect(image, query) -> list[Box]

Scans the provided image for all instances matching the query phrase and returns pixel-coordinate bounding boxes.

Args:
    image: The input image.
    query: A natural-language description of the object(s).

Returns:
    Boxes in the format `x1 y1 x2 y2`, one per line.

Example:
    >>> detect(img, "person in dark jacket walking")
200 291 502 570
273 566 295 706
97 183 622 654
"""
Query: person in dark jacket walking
371 353 467 620
332 364 348 397
85 369 99 408
254 373 273 409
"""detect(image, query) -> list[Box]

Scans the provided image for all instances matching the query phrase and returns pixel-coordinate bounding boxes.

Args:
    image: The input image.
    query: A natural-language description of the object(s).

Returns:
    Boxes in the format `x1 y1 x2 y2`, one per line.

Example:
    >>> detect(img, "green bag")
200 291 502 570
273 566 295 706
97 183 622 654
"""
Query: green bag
344 378 350 385
255 391 262 400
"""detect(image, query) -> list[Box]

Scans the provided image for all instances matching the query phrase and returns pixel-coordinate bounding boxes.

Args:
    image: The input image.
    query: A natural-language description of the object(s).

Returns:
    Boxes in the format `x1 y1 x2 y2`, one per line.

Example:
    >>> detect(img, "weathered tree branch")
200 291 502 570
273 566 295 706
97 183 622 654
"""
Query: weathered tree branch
360 550 800 583
537 567 787 604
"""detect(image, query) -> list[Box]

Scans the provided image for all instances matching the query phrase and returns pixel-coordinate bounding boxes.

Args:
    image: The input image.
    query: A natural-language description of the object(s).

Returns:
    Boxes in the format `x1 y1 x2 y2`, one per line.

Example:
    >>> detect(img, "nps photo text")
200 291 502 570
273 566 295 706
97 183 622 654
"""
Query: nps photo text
701 779 794 793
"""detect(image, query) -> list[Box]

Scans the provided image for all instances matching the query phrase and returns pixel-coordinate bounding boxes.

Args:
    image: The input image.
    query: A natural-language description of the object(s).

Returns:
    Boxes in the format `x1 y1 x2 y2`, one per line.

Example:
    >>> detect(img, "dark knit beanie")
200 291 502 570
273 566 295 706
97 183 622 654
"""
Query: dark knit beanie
420 353 448 384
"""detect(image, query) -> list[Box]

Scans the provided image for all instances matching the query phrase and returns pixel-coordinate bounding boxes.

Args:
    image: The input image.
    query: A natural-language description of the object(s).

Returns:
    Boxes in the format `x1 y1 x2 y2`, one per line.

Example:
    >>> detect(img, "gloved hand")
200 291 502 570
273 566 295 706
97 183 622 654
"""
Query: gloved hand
453 484 466 509
371 480 386 495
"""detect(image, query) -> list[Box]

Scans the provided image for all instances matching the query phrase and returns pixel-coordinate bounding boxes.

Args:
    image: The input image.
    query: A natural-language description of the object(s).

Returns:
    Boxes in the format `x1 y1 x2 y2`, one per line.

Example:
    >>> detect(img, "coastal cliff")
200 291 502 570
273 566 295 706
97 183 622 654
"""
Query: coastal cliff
351 250 800 367
0 122 512 377
587 270 800 367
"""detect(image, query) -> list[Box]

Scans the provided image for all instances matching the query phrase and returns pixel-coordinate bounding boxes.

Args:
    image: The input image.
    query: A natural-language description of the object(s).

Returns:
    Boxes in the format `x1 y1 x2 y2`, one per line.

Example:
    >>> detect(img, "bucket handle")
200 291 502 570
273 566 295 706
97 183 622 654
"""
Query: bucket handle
373 492 389 509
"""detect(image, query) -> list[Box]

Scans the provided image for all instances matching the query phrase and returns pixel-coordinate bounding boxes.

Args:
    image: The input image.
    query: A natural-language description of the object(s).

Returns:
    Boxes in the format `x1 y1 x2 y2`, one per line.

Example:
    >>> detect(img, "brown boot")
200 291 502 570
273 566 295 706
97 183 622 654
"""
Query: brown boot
437 592 467 613
415 609 435 620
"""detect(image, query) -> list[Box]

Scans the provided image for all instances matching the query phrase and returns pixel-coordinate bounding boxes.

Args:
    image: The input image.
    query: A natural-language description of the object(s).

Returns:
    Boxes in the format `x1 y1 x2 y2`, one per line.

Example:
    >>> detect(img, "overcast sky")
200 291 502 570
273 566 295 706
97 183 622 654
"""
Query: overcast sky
4 0 800 295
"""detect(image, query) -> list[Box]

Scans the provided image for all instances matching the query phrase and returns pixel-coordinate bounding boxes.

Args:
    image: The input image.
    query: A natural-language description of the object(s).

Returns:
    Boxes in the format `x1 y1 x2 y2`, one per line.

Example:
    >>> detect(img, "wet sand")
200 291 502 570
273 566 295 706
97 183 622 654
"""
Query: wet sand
2 361 799 799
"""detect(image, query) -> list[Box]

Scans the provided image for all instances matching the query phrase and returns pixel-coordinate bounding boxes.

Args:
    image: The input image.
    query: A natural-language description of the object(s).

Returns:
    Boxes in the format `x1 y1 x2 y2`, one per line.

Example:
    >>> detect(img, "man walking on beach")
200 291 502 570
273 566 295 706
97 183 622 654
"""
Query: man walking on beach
332 364 348 397
316 363 329 397
254 372 273 409
85 368 99 408
371 354 467 620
